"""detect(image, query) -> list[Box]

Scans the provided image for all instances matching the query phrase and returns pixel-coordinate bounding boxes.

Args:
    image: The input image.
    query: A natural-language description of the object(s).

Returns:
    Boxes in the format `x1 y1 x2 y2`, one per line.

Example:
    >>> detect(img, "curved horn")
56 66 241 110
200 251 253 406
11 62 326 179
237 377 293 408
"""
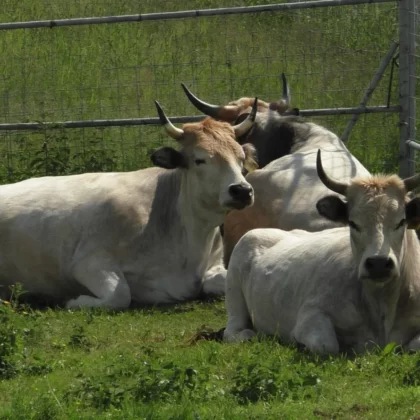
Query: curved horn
270 73 291 113
403 173 420 192
281 72 290 106
155 101 184 140
316 149 349 196
181 83 239 122
233 97 258 138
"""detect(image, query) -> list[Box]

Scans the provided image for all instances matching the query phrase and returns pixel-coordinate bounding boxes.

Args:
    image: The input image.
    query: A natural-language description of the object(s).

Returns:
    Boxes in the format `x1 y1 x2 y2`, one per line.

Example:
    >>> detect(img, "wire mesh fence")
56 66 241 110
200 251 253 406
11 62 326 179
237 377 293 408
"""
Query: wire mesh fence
412 1 420 172
0 0 403 183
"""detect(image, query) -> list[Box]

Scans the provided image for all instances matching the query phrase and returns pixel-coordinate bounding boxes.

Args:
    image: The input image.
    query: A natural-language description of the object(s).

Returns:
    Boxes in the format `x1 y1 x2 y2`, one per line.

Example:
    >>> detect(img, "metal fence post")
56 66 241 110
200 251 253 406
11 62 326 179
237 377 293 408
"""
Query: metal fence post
399 0 416 178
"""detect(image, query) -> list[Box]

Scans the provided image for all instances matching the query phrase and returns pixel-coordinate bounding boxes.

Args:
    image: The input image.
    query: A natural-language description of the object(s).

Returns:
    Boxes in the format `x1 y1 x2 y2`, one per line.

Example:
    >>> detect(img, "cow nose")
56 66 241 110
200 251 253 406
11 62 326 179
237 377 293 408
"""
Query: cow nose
364 256 394 280
229 183 253 202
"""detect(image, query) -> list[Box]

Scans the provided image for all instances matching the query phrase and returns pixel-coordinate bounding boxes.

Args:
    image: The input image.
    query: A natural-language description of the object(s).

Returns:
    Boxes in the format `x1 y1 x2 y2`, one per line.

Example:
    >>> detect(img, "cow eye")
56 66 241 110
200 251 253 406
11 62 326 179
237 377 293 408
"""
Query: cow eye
396 218 406 229
349 221 360 231
195 159 206 165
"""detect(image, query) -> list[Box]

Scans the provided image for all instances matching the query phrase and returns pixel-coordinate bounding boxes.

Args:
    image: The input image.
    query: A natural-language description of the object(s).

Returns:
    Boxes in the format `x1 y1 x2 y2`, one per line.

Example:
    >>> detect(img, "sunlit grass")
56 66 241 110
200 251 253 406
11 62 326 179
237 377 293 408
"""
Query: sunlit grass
0 298 420 419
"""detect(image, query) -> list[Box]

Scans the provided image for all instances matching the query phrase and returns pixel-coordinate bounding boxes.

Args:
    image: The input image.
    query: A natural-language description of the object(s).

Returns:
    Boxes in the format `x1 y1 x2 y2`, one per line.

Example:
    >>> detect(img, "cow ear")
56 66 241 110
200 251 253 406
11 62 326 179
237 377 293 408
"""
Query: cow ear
406 197 420 229
316 195 348 223
242 143 259 174
150 147 186 169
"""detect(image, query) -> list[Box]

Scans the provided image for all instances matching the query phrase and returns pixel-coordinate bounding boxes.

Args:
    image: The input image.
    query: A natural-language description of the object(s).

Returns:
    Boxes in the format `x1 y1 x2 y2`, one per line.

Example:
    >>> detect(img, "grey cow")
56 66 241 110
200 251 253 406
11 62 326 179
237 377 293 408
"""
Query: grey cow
224 150 420 355
0 101 258 308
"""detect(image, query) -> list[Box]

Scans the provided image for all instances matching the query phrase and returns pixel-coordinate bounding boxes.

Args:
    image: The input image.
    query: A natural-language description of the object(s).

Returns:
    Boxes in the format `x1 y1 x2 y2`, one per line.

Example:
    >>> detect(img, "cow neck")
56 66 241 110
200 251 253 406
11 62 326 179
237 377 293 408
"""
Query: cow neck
361 276 402 348
177 170 225 238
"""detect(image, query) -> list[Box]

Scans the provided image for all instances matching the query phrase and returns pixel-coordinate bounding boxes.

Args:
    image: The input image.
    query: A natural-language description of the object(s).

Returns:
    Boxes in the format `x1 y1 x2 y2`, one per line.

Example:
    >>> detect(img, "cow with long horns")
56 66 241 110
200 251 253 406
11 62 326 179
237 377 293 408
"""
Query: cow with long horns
223 149 420 355
0 100 258 308
182 76 370 267
182 73 299 169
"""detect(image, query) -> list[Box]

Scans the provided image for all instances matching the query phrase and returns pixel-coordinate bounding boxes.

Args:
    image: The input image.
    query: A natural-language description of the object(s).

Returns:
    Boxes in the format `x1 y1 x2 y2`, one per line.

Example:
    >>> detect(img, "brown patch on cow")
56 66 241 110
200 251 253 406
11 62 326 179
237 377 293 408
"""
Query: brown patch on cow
218 98 271 122
347 175 407 206
268 99 289 113
223 200 272 267
351 175 405 196
242 143 259 173
227 97 291 120
217 106 242 123
182 117 244 162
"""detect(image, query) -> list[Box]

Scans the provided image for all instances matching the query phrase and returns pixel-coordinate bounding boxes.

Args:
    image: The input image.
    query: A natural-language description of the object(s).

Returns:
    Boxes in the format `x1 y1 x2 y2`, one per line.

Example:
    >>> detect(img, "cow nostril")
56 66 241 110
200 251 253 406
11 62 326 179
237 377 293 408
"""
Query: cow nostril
385 259 394 269
229 184 253 201
364 256 394 279
365 259 374 270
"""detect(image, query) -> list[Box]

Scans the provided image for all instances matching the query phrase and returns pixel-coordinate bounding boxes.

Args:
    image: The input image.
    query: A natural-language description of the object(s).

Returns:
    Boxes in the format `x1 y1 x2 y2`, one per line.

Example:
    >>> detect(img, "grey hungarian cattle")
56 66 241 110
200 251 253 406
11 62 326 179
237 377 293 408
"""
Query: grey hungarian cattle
223 149 420 355
0 100 258 309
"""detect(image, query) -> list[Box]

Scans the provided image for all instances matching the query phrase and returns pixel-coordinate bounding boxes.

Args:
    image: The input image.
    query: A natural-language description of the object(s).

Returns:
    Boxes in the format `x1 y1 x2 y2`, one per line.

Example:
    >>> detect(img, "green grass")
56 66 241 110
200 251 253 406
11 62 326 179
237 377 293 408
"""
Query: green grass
0 0 401 182
1 296 420 419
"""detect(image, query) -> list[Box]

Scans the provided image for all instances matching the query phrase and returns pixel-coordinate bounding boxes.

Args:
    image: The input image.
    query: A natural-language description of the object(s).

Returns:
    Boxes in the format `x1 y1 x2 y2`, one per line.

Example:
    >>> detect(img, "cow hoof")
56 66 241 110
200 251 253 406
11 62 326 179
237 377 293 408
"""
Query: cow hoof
224 328 256 342
238 329 256 341
406 336 420 351
65 295 101 309
65 298 83 309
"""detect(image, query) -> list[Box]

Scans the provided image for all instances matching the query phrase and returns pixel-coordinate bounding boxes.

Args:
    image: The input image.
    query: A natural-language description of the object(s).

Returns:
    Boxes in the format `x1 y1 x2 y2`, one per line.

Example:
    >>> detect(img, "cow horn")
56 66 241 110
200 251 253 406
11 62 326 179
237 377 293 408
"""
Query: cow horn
181 83 239 122
316 149 349 196
155 101 184 140
270 73 291 113
281 72 290 106
233 97 258 138
403 173 420 192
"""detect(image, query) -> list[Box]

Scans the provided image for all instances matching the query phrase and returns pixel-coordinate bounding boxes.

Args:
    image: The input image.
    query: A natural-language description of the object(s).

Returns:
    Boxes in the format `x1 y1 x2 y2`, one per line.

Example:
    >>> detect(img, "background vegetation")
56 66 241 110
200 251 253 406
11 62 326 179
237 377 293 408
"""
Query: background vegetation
0 0 400 182
0 1 418 419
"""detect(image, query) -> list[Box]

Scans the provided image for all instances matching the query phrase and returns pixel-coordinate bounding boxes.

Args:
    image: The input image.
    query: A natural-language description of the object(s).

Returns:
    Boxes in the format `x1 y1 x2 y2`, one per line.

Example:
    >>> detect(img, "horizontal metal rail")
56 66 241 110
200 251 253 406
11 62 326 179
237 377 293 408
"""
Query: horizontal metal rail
0 0 396 31
0 105 400 131
406 140 420 152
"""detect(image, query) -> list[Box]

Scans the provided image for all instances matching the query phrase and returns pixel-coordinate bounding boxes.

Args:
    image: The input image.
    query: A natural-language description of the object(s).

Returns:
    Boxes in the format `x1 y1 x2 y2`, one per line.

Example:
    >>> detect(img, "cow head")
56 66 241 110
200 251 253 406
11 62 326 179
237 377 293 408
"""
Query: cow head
316 149 420 284
151 101 258 212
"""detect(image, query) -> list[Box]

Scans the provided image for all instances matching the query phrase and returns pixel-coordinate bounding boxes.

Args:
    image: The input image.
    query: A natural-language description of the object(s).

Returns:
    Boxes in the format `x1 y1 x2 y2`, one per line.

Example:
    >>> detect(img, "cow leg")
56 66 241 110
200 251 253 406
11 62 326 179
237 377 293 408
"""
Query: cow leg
66 257 131 309
202 265 227 297
223 290 255 343
224 229 286 343
292 310 339 355
406 333 420 351
223 265 254 343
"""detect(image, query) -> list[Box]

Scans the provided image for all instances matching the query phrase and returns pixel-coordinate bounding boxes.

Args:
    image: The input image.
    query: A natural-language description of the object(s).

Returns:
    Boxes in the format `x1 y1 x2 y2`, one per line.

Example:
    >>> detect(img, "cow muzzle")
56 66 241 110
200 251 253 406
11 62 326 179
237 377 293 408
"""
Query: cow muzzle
363 256 396 282
226 183 254 209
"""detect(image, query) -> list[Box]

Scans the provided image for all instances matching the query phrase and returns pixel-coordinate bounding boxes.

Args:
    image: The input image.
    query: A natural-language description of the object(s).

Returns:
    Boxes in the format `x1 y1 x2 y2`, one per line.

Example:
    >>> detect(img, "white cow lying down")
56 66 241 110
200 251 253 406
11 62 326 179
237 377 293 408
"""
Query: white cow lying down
0 100 259 309
224 149 420 355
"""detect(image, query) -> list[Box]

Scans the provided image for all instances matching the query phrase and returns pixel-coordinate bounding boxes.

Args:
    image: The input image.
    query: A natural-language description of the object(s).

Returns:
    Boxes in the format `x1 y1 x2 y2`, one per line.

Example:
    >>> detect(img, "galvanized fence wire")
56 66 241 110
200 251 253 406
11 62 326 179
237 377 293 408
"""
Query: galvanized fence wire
397 0 417 177
0 0 401 182
409 1 420 173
